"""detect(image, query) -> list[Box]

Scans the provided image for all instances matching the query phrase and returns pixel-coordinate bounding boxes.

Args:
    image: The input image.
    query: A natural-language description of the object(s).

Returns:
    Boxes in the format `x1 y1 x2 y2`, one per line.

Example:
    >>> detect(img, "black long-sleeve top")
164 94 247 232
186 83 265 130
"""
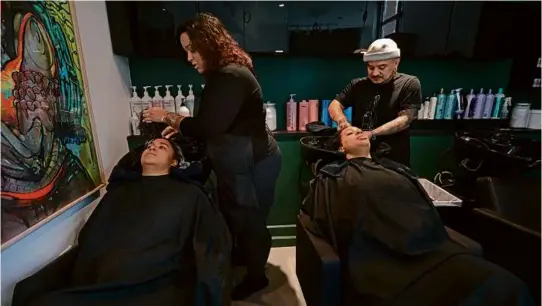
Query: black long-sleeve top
179 64 277 163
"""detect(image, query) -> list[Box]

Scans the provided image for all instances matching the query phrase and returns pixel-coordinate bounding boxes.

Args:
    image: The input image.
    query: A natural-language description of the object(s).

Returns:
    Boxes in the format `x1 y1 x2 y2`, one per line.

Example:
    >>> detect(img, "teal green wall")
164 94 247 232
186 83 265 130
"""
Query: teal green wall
130 56 512 130
129 55 514 245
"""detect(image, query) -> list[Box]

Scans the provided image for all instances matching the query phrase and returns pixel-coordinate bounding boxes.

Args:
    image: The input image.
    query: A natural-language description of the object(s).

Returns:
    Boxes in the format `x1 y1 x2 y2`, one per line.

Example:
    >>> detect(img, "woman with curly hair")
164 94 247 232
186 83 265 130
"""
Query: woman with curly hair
143 13 282 301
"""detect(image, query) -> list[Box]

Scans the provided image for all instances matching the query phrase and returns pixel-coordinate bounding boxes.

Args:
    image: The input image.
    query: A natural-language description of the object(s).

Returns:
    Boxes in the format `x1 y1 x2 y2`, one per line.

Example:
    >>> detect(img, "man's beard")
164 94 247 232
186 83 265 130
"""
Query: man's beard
371 70 397 85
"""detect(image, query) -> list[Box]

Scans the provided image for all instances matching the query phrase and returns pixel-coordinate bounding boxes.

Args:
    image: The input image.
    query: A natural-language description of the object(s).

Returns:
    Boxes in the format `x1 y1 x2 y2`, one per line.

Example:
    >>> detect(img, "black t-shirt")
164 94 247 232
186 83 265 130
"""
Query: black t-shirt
179 64 277 163
335 73 422 165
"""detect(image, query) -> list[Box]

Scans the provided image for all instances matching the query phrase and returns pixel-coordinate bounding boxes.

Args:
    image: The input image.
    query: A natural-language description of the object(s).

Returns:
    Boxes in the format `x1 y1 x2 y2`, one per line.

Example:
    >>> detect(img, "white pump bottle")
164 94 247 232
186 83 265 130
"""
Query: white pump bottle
185 84 195 116
129 86 141 135
152 85 164 108
163 85 176 113
141 86 152 110
175 85 188 115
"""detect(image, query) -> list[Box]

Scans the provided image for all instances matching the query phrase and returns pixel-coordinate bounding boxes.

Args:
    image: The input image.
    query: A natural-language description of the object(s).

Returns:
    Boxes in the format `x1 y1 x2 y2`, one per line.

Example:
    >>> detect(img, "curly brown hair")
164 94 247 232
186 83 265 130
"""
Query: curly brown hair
179 13 253 73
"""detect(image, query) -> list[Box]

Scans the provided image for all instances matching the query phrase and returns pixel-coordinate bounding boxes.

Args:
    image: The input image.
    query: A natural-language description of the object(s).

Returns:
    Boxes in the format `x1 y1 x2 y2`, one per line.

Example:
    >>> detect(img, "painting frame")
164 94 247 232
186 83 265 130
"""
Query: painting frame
1 1 106 250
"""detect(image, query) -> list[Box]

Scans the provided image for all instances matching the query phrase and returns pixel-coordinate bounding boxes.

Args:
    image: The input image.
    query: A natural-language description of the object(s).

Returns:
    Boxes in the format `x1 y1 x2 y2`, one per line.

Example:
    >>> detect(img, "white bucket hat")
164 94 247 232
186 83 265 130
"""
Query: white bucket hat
363 38 401 62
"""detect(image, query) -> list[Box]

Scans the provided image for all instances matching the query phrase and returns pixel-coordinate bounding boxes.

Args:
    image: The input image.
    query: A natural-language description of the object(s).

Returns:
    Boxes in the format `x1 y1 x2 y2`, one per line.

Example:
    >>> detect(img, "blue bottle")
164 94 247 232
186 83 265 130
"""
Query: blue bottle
444 90 456 119
345 107 353 123
491 88 505 119
435 88 447 119
463 89 476 119
320 100 331 126
482 89 495 119
472 88 486 119
331 107 353 128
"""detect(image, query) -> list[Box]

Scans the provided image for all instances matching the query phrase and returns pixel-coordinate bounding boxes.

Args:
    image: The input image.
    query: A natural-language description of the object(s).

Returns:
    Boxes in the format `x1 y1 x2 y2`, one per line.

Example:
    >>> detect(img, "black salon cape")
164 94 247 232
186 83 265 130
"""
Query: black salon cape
22 158 232 306
301 157 534 306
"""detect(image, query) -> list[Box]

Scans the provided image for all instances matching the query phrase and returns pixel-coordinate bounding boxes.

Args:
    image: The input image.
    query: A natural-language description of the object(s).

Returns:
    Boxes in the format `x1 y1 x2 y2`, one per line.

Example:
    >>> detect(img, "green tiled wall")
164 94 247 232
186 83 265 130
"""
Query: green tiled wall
129 55 514 244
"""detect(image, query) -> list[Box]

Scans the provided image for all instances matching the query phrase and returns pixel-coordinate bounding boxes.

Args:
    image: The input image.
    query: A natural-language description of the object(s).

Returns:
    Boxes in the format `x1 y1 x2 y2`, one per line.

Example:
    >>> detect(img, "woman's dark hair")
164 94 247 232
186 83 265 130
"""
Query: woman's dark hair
138 116 168 139
178 13 253 72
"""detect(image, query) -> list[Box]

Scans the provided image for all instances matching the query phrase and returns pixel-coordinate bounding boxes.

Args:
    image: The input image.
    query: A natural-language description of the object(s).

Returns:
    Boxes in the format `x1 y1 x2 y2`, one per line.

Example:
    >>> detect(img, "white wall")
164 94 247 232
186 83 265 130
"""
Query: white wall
1 1 131 305
401 1 483 57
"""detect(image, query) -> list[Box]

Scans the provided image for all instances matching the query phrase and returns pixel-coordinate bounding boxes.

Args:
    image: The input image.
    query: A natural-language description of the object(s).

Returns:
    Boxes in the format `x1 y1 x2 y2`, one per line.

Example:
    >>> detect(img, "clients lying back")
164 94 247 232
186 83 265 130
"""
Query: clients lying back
14 137 231 306
301 157 534 306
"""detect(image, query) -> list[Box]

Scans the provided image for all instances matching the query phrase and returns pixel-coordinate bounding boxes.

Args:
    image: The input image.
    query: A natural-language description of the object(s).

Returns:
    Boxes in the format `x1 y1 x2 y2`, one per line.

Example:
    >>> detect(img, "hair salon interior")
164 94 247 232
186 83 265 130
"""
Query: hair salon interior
1 1 541 306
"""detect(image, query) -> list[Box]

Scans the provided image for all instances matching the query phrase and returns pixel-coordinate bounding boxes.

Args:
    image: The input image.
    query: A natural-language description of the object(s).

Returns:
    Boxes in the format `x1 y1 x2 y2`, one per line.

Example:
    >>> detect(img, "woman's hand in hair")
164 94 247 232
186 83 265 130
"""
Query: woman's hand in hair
142 107 169 123
161 126 179 139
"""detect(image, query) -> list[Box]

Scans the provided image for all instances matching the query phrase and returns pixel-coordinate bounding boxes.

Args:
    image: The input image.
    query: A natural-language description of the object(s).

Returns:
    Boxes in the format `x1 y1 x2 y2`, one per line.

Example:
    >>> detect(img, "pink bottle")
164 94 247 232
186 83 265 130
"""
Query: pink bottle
308 99 319 123
298 100 309 131
286 94 298 131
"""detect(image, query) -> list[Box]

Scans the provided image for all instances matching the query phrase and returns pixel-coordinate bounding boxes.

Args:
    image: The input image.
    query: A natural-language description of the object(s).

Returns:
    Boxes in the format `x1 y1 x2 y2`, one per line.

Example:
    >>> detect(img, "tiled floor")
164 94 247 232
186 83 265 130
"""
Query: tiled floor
232 247 306 306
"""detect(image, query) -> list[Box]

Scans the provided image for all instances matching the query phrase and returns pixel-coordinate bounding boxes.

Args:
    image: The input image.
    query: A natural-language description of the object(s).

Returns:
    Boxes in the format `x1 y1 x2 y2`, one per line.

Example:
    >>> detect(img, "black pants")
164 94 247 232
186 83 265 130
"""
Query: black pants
209 136 282 279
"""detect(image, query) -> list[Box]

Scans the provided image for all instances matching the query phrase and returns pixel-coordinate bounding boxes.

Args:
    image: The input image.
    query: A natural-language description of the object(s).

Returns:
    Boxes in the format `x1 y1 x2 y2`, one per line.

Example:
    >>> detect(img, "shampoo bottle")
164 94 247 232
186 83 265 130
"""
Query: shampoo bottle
435 88 447 119
129 86 141 136
308 99 319 123
320 100 331 126
185 84 195 116
423 97 431 119
345 107 353 123
472 88 486 119
130 86 142 116
454 88 463 119
141 86 152 109
464 89 475 119
482 89 495 119
130 113 140 136
428 94 437 119
418 104 425 120
492 88 505 119
286 94 298 131
501 97 512 119
444 90 456 119
175 85 185 114
264 101 277 131
163 85 176 113
298 100 310 131
152 85 164 108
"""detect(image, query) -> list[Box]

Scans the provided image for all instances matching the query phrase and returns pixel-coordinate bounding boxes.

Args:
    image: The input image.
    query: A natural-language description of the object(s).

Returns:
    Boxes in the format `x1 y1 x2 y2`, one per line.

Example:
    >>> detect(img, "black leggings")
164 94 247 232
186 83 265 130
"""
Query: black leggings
216 149 282 279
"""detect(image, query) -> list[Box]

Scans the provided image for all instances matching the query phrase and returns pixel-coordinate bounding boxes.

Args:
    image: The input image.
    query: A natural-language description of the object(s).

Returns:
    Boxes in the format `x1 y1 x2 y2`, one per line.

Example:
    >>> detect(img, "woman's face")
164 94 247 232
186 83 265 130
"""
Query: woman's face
140 138 177 169
180 32 205 74
340 127 370 153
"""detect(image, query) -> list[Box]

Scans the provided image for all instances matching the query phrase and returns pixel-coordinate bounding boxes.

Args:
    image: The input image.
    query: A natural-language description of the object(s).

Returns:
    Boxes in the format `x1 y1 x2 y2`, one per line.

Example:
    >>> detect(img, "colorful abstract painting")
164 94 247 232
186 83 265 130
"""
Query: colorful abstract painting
1 1 104 247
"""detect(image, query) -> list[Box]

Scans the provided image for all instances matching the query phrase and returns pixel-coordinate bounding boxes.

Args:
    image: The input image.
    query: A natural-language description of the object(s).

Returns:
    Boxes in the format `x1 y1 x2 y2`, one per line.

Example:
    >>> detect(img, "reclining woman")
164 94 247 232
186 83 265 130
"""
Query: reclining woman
14 136 231 306
301 126 534 306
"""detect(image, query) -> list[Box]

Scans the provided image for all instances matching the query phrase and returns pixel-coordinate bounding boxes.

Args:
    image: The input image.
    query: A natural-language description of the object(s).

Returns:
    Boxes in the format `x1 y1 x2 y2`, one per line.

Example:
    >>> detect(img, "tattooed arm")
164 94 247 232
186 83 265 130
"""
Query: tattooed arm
163 112 186 131
371 78 422 137
371 108 416 136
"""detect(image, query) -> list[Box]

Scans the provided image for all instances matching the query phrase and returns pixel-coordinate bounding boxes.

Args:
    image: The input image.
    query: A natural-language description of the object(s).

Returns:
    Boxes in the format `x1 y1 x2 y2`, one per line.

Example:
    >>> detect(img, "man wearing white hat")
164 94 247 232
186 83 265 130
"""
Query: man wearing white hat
328 38 421 166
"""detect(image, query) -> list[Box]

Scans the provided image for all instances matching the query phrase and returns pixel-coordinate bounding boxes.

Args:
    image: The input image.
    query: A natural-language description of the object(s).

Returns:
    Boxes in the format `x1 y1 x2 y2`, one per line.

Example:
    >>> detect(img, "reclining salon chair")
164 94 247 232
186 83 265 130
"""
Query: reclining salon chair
296 214 483 306
467 176 541 305
11 138 224 306
296 125 483 306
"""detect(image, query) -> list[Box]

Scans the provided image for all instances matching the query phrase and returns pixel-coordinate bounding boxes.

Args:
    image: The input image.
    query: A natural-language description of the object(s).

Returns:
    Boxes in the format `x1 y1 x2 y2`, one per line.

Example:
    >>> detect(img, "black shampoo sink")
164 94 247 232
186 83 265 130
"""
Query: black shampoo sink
300 136 346 175
454 130 541 176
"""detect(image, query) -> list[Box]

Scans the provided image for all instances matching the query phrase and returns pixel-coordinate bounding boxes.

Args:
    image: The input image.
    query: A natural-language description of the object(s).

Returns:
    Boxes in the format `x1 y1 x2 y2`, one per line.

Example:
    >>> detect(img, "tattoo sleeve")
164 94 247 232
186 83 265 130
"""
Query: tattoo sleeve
372 108 416 137
163 112 186 130
398 108 416 123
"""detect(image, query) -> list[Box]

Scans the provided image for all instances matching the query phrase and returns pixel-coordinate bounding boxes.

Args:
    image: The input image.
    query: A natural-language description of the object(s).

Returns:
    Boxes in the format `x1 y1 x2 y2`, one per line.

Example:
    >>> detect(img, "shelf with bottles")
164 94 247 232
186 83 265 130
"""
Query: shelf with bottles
128 84 205 136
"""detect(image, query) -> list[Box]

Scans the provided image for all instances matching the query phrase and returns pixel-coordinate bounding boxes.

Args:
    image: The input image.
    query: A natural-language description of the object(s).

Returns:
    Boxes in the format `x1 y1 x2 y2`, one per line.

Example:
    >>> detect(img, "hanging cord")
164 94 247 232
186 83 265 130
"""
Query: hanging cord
433 171 456 188
460 158 485 172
